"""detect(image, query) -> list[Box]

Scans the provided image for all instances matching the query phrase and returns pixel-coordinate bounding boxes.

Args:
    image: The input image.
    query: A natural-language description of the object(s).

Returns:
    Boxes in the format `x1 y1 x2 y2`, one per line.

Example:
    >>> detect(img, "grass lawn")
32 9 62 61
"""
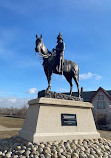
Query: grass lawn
0 131 19 139
0 115 24 128
98 130 111 141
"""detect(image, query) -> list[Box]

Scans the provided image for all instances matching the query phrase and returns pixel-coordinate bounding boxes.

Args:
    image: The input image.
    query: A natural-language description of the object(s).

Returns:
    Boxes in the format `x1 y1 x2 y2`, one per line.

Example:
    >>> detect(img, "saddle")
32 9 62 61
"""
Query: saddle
55 60 72 73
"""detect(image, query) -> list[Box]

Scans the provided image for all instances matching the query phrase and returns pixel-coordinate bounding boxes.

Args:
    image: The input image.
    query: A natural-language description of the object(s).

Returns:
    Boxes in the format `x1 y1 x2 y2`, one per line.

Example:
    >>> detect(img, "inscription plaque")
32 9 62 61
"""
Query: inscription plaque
61 114 77 126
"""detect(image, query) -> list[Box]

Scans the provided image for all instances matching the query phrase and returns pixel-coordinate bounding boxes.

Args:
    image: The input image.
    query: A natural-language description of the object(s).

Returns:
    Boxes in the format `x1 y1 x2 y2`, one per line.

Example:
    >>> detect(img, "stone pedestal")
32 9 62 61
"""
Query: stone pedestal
19 97 100 143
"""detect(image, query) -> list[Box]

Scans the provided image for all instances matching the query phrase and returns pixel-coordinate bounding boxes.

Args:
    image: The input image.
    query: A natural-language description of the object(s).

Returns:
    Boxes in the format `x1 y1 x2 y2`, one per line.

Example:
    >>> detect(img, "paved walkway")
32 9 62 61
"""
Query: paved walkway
0 125 21 131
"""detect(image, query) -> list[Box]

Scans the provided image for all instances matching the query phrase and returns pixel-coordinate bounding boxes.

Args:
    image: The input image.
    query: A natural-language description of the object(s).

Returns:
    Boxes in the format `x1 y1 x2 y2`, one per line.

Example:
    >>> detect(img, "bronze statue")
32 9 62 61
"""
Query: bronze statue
35 34 80 97
52 32 65 74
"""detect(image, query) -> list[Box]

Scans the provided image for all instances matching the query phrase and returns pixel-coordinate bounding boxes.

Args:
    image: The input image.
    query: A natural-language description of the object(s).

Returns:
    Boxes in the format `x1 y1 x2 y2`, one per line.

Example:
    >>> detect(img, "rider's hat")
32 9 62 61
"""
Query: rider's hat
57 32 63 42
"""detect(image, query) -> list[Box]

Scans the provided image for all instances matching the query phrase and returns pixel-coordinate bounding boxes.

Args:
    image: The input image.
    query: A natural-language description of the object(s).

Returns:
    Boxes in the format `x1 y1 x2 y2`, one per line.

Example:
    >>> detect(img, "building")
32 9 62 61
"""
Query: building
70 87 111 129
90 87 111 126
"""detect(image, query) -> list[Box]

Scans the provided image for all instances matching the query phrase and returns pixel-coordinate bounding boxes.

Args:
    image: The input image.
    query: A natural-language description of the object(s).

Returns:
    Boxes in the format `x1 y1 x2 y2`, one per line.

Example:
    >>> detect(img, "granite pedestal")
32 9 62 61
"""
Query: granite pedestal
19 97 100 143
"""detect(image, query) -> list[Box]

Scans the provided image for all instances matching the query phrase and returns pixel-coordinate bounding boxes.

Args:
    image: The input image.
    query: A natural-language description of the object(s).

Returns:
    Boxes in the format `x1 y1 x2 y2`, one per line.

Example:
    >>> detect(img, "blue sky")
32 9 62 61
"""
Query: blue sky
0 0 111 107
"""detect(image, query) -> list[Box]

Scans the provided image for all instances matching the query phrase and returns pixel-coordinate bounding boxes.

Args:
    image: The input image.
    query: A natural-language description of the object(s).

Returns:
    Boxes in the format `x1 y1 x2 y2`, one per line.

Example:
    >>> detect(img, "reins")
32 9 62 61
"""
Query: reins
38 42 51 59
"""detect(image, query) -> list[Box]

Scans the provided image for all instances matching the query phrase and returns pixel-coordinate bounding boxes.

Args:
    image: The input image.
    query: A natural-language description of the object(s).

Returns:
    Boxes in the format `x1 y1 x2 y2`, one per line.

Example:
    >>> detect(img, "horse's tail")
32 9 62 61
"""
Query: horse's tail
76 66 79 82
76 66 79 83
72 63 80 96
71 62 79 81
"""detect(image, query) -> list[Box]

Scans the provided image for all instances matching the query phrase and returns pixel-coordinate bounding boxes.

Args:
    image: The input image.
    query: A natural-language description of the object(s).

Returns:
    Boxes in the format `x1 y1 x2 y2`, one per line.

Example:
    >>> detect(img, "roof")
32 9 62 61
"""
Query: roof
64 91 96 102
72 91 96 102
64 87 111 102
90 87 111 102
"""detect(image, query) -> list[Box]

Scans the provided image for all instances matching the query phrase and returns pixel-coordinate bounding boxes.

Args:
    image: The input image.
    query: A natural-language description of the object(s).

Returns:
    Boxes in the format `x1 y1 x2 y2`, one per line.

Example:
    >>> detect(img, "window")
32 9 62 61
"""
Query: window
97 101 106 109
98 95 104 100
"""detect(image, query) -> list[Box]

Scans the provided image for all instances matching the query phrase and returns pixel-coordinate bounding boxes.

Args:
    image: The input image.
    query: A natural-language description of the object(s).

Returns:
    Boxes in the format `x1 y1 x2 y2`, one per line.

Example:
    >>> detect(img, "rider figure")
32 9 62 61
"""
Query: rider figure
53 32 65 74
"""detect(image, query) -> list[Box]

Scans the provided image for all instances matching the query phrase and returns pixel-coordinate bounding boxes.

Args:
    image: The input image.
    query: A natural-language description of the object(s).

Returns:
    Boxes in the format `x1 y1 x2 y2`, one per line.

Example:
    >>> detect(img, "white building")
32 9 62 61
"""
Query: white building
71 87 111 129
90 87 111 126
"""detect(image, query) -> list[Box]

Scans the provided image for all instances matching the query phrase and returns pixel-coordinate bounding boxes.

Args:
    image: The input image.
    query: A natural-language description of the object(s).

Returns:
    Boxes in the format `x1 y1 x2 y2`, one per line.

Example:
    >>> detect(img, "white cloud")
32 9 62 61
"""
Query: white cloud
80 72 93 80
8 98 17 103
27 88 37 94
95 75 102 81
80 72 102 81
0 97 30 108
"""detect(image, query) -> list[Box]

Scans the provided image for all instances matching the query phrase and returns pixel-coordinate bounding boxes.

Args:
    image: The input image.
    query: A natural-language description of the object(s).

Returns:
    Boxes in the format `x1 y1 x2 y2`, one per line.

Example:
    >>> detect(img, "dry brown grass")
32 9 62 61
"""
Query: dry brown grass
0 131 19 139
0 116 24 128
98 130 111 141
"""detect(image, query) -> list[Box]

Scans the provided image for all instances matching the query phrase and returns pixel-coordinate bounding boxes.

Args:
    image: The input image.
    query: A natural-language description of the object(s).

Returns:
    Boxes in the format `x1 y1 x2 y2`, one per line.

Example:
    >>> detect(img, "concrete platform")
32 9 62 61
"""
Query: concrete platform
19 97 100 143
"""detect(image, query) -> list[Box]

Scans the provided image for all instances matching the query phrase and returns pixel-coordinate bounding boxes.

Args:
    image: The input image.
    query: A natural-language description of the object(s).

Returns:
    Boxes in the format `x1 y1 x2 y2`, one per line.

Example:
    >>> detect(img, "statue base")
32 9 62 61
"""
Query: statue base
19 97 100 143
38 90 83 101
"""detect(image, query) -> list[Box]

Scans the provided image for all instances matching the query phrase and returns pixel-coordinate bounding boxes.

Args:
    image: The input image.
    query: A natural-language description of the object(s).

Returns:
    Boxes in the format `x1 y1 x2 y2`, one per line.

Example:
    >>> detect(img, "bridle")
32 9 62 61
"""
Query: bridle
36 39 51 59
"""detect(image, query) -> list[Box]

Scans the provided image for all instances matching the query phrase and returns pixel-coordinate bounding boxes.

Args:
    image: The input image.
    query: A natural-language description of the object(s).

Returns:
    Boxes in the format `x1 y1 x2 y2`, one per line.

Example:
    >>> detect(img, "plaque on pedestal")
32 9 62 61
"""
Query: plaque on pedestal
61 114 77 126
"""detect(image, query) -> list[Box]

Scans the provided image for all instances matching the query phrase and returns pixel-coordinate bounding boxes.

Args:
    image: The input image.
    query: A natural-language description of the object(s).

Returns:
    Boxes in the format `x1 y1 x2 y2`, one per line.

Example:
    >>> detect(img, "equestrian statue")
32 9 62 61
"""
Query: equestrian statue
35 33 80 97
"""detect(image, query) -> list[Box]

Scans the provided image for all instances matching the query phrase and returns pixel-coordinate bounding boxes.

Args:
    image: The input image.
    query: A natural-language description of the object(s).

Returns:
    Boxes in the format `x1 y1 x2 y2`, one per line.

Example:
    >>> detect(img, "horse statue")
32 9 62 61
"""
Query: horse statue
35 34 80 97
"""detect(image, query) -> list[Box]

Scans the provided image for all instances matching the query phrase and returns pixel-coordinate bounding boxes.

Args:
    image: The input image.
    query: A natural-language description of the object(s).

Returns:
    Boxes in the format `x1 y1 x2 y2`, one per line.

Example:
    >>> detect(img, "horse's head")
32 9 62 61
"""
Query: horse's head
35 34 51 59
35 34 43 53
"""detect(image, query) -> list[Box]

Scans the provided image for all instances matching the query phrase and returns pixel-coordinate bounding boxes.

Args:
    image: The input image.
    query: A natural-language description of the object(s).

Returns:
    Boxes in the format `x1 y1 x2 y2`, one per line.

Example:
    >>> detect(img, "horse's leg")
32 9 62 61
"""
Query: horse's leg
70 82 73 95
73 76 80 97
47 71 52 91
64 73 73 95
44 67 52 91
